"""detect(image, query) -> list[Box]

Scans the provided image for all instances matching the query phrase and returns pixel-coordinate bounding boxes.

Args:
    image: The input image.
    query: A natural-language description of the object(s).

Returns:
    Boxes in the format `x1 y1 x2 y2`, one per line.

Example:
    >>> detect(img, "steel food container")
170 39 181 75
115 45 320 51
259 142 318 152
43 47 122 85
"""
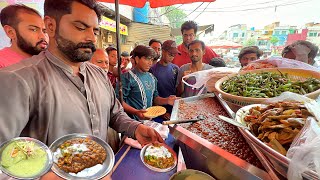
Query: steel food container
170 94 272 180
235 104 319 179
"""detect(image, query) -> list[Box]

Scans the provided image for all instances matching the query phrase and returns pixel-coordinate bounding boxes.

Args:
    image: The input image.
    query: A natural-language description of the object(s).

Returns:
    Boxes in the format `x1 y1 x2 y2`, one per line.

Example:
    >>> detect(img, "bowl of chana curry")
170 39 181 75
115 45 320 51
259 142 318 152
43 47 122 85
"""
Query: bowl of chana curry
49 134 114 180
140 143 177 172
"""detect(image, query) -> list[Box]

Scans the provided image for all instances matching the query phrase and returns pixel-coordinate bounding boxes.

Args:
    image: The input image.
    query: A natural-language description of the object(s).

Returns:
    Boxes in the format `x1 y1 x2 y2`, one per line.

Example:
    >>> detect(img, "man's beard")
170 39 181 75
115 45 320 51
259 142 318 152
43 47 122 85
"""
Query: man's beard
191 56 200 63
16 31 47 55
56 33 96 63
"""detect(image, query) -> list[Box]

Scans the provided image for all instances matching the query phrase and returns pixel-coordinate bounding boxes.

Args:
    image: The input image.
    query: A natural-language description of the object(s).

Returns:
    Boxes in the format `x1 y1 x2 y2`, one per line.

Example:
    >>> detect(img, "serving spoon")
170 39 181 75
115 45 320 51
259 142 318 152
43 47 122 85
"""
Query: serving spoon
162 115 206 125
218 115 250 130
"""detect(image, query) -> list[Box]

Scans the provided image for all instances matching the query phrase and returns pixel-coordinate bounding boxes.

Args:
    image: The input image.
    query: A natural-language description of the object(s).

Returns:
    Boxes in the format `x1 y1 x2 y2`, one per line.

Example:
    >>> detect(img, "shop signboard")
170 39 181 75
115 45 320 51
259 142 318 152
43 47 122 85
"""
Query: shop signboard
100 16 128 36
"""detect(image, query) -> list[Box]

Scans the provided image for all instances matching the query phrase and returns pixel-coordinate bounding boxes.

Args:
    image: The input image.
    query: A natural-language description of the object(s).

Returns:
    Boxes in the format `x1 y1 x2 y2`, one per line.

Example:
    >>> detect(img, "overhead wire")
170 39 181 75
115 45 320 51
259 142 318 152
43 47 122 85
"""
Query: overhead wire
193 2 211 21
183 2 205 19
160 0 311 25
157 4 184 18
192 0 292 10
181 0 310 13
162 2 205 27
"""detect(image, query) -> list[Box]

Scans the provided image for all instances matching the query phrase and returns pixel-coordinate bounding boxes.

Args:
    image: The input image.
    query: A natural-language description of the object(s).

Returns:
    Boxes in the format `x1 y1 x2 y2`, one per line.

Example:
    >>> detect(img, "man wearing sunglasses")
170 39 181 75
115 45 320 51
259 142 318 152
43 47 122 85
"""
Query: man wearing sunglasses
150 40 180 120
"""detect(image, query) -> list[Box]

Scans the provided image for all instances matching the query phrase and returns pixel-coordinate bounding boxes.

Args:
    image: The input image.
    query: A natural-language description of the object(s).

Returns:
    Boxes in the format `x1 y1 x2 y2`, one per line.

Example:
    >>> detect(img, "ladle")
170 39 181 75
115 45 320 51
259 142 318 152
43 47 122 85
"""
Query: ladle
162 115 206 125
218 115 250 130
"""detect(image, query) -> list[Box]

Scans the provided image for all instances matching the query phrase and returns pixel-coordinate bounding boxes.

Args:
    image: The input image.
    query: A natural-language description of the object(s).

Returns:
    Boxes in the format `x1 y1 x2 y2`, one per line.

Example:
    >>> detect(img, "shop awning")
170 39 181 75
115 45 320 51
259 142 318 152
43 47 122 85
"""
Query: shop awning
100 16 128 36
98 0 215 8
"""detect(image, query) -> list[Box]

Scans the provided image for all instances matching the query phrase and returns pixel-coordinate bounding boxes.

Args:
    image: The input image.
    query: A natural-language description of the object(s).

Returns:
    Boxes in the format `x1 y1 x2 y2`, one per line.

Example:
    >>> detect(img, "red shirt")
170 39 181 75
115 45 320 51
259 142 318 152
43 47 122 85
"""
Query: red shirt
0 47 28 68
107 71 117 88
172 44 219 67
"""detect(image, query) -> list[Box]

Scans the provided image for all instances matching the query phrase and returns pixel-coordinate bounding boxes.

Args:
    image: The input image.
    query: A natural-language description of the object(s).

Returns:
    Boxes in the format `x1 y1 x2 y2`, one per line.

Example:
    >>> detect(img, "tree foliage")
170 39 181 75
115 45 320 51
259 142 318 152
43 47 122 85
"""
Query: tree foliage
244 38 256 46
161 6 187 28
269 36 279 46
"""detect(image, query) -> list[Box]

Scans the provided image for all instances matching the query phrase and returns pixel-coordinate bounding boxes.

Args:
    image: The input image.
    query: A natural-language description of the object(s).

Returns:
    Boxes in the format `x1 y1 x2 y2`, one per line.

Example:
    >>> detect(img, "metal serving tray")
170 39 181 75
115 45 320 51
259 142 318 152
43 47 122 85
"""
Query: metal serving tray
235 105 319 180
170 94 271 180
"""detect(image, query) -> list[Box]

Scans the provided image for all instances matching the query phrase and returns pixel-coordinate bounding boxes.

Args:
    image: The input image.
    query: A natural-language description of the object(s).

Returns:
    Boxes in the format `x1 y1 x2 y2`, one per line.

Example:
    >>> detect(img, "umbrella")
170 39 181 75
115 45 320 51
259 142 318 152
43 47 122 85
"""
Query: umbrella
99 0 215 8
98 0 216 103
208 40 242 49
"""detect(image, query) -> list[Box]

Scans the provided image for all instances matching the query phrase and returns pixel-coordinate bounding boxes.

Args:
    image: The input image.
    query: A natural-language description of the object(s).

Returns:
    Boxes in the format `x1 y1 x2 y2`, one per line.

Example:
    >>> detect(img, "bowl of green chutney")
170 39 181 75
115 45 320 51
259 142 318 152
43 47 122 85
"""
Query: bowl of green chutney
0 137 53 179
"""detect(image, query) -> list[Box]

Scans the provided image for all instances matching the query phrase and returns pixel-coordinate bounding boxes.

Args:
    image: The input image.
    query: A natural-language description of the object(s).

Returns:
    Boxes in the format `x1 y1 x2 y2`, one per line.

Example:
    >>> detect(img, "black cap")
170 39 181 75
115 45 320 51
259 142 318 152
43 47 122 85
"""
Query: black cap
121 51 130 57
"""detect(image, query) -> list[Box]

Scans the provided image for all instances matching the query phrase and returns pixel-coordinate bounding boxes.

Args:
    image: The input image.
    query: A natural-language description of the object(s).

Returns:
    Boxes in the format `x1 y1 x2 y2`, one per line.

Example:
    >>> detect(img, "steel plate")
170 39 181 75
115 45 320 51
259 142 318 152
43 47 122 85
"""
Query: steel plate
49 134 114 180
140 143 177 172
0 137 53 180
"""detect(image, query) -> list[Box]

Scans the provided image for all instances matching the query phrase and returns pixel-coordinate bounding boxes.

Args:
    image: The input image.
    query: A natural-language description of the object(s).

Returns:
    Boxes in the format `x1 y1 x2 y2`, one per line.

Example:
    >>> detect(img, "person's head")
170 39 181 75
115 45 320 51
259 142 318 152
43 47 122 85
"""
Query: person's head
132 45 155 72
90 48 109 71
1 4 48 56
161 40 181 64
209 57 226 67
282 40 319 65
188 40 205 64
238 46 263 67
106 46 117 67
121 51 130 69
149 39 162 61
129 50 135 68
181 21 197 46
44 0 101 63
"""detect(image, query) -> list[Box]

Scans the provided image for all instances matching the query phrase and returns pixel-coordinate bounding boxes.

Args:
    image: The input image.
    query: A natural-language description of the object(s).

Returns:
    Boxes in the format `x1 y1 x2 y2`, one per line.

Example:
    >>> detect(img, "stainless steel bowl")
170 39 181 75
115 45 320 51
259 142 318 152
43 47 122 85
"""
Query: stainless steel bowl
170 169 215 180
140 143 177 172
49 133 115 180
235 104 319 179
0 137 53 179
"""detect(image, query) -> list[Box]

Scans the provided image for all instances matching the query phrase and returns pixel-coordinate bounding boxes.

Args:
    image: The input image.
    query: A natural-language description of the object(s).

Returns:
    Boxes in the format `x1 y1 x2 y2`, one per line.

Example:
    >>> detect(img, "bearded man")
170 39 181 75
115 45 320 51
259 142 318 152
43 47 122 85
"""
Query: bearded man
0 1 163 179
0 4 48 68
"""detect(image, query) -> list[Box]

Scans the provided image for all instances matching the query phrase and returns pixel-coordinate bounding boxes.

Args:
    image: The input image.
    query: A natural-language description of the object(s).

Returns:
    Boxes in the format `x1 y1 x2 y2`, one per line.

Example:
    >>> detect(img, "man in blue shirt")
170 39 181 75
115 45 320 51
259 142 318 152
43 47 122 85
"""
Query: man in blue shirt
150 40 180 120
116 45 176 120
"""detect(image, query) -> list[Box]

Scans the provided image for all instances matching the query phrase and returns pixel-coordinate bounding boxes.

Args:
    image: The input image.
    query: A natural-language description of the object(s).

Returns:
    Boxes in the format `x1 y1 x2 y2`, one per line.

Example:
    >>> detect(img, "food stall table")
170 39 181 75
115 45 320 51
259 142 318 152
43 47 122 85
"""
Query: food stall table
111 134 177 180
0 135 177 180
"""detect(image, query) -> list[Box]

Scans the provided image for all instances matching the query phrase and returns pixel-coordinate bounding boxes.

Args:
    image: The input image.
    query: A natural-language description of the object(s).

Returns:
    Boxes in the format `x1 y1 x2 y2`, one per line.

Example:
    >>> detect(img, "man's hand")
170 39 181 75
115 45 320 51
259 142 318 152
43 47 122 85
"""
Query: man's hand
135 109 150 120
134 124 164 146
161 112 171 120
167 95 177 106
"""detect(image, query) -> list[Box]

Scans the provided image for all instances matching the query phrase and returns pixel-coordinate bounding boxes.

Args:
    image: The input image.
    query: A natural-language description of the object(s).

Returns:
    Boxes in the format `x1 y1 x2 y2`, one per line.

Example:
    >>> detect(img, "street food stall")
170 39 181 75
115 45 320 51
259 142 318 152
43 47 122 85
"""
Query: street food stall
1 67 320 179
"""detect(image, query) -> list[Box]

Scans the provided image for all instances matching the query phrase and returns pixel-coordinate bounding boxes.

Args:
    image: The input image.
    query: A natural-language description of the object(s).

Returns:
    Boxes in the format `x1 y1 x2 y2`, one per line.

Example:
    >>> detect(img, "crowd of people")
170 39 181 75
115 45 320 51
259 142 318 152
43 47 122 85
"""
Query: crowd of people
0 1 319 179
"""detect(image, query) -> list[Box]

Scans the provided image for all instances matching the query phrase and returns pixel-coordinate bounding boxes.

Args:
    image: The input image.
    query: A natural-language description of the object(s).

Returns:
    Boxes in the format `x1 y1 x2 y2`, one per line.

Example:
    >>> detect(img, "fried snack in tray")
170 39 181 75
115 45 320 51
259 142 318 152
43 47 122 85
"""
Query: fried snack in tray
54 138 107 173
243 101 314 155
177 98 262 168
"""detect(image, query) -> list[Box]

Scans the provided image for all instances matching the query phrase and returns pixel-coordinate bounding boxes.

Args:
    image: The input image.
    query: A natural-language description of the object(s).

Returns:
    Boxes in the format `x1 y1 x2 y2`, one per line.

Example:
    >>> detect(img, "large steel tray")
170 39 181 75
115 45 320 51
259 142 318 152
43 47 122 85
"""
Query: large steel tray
235 104 319 180
170 94 271 180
